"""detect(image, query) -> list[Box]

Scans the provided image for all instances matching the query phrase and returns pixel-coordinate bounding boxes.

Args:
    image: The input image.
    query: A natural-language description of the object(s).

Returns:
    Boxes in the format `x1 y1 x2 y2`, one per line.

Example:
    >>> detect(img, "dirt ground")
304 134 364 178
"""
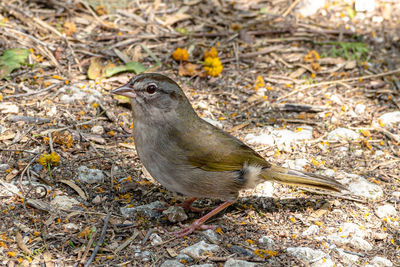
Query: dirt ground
0 0 399 266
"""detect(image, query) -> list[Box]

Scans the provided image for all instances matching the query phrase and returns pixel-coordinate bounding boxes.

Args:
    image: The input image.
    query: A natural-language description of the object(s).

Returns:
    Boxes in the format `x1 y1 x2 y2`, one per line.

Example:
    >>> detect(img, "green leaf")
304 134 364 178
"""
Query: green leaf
346 6 356 19
104 61 147 77
0 48 29 79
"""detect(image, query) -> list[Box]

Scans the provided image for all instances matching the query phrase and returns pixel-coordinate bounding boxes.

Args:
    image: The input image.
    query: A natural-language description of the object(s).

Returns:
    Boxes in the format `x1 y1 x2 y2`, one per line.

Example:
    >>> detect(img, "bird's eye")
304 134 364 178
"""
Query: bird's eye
146 84 157 94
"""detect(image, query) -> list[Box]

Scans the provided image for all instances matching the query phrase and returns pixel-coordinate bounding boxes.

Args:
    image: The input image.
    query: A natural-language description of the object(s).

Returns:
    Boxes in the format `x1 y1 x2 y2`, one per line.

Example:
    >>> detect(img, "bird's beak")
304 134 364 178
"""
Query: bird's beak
111 84 137 98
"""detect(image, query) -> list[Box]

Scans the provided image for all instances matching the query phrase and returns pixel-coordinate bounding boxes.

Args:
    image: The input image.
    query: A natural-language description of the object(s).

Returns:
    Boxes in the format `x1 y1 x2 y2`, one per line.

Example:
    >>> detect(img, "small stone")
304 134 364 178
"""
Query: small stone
258 236 275 249
134 250 152 262
327 128 360 141
77 166 104 184
92 195 102 204
0 102 19 114
245 133 274 146
176 253 193 263
0 181 19 197
0 164 10 171
392 192 400 198
330 94 343 105
375 204 397 219
350 236 373 251
301 225 320 236
63 223 79 232
162 206 188 223
370 256 393 267
223 258 260 267
340 222 365 238
150 233 163 246
295 0 325 17
375 111 400 126
335 248 359 264
202 229 221 243
286 246 324 261
251 181 274 198
355 0 375 12
91 125 104 135
120 201 166 218
344 60 357 70
227 245 252 257
189 264 214 267
181 240 219 258
345 173 383 199
354 104 366 114
283 158 308 171
51 195 80 210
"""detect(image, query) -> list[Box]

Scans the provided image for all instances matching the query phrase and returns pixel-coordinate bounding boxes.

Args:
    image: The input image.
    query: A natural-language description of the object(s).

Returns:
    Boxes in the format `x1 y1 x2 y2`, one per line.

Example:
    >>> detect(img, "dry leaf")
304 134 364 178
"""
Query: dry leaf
5 169 19 182
88 57 103 80
64 21 77 36
59 179 87 201
16 232 32 255
178 63 205 77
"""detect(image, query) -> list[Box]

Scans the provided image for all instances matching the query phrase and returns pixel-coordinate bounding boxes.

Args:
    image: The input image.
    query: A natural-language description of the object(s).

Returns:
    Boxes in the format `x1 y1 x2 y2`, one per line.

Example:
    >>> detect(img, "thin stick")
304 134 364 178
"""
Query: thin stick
282 0 301 17
84 212 111 267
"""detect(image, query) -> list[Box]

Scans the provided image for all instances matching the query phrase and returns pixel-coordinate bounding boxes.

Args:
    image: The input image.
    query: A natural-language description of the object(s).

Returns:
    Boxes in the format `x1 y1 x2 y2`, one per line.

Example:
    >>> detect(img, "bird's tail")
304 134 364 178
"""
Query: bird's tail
261 165 347 192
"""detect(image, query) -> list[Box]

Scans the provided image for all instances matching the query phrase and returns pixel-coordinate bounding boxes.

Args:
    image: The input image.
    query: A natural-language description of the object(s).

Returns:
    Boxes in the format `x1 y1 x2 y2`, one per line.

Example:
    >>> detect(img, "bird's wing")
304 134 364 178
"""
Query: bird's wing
175 122 270 172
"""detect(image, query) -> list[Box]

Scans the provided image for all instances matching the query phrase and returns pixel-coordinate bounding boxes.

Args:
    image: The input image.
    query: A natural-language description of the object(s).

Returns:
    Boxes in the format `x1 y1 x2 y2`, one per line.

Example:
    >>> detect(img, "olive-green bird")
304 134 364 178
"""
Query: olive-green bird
111 73 347 236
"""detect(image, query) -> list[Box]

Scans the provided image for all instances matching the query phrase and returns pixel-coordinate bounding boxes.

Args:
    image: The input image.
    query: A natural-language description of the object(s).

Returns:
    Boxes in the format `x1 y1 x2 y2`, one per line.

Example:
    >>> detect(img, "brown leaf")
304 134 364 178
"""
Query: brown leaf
16 232 31 255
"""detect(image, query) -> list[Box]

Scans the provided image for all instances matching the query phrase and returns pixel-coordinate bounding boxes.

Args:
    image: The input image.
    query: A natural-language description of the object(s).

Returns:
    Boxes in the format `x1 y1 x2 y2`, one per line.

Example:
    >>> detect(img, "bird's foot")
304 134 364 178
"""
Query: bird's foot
177 197 210 213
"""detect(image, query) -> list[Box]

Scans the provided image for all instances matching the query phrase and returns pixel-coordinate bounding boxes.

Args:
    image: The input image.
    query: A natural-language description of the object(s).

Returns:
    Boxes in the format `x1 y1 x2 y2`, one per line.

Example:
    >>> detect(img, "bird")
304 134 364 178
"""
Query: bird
111 73 347 236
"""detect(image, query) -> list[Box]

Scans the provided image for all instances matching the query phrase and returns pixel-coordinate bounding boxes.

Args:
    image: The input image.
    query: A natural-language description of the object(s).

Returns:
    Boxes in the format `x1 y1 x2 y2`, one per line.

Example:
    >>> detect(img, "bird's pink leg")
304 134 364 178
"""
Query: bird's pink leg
170 201 233 237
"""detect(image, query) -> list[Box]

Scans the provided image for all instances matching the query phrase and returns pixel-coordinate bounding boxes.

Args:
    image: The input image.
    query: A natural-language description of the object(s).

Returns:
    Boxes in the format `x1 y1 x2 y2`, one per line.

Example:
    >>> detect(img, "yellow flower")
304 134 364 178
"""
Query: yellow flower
38 152 60 167
172 48 189 61
203 57 223 76
204 47 218 59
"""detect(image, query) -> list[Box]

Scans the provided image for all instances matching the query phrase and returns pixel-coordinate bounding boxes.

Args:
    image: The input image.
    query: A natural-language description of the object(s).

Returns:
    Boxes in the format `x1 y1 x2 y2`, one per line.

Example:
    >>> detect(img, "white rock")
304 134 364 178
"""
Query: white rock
344 173 383 199
162 206 188 223
251 181 274 198
91 125 104 135
354 104 366 114
274 126 313 145
351 236 373 251
283 158 308 171
392 192 400 198
51 195 80 210
354 149 364 157
296 0 325 17
59 86 102 104
181 241 219 258
160 260 185 267
77 166 104 184
0 181 19 197
375 111 400 126
0 102 19 114
120 201 166 218
355 0 375 12
189 264 214 267
223 258 259 267
301 225 320 236
47 106 57 117
63 223 80 232
202 117 223 128
134 250 152 262
375 204 397 219
0 164 9 171
150 233 163 246
335 248 359 264
245 133 274 146
258 236 275 249
202 229 221 243
330 94 343 105
370 256 393 267
327 128 360 141
286 247 332 266
340 222 365 238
